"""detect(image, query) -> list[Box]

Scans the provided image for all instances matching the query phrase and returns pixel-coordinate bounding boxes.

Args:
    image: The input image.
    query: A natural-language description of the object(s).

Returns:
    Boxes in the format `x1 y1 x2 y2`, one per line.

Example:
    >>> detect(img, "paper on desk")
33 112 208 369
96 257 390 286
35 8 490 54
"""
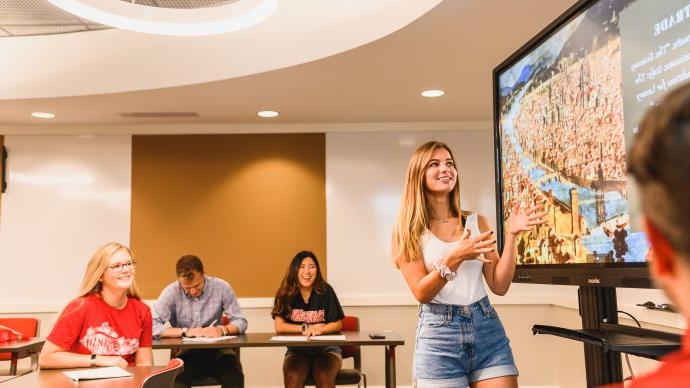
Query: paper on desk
182 335 237 342
310 335 346 341
62 366 132 381
270 335 346 341
270 335 307 341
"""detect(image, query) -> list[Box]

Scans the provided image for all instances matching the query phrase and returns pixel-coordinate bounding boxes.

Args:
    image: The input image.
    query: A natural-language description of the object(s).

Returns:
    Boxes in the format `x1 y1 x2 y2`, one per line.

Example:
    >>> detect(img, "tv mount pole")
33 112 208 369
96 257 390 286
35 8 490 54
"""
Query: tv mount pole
578 286 622 386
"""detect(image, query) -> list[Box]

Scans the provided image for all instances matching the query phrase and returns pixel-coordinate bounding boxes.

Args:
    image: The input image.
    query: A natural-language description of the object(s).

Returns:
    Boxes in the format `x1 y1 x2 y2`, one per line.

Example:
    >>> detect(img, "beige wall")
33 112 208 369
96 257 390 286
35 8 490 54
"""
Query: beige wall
131 134 326 299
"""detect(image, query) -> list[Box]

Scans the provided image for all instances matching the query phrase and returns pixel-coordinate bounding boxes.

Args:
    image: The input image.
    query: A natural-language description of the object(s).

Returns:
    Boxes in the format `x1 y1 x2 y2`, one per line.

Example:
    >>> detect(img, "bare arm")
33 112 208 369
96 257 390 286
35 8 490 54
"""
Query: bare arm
274 316 342 336
397 254 448 304
158 320 242 338
160 327 186 338
306 320 342 336
191 323 242 338
274 315 301 334
482 204 545 295
222 323 242 334
397 230 495 303
38 340 128 369
480 215 516 296
134 347 153 366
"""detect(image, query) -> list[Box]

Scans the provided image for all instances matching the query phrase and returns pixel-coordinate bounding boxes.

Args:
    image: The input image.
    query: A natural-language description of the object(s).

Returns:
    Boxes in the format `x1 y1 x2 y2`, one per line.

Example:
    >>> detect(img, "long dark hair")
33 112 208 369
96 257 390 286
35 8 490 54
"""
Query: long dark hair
271 250 327 318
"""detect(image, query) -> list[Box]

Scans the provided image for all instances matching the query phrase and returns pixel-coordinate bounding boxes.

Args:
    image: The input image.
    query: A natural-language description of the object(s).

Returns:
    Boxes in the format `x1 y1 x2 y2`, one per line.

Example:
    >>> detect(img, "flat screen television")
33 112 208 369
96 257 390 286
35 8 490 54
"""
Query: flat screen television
493 0 690 288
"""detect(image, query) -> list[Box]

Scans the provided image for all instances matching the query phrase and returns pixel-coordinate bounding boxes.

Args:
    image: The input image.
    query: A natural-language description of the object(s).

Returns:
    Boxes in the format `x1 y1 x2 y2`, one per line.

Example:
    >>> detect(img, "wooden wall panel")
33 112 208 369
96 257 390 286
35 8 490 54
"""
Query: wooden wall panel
131 134 326 299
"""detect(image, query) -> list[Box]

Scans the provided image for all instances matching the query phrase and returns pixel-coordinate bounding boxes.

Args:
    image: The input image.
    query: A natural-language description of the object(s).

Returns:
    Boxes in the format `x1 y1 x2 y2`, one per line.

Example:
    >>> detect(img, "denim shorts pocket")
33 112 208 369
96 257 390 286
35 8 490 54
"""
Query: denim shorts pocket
421 311 448 327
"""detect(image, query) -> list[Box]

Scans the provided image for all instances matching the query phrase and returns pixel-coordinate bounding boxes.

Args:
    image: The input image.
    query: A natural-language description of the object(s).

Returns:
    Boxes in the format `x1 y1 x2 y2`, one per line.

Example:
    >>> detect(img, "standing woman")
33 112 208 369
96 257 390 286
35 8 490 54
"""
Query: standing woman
393 141 542 388
272 251 345 388
39 242 153 369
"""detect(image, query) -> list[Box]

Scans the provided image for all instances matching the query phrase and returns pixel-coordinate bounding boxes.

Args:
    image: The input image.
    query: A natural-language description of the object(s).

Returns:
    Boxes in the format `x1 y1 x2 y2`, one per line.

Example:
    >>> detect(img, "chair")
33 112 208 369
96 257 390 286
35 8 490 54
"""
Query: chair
305 315 367 388
140 358 184 388
0 317 40 376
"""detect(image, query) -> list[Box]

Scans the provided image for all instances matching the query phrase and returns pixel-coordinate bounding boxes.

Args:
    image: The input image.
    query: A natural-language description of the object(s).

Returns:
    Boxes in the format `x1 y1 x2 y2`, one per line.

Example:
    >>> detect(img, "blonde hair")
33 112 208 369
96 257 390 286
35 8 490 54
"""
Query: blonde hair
76 242 141 299
392 141 464 266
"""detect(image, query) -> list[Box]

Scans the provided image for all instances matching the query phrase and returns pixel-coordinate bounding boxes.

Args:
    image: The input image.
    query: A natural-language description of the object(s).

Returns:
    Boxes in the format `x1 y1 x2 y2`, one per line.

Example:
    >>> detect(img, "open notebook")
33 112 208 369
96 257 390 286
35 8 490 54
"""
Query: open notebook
62 366 132 381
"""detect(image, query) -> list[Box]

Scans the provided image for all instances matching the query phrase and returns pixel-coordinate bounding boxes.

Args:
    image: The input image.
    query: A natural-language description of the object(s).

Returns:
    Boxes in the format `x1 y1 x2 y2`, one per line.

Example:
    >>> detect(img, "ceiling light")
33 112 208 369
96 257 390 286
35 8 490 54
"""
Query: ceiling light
421 89 445 97
31 112 55 119
258 110 279 118
45 0 278 36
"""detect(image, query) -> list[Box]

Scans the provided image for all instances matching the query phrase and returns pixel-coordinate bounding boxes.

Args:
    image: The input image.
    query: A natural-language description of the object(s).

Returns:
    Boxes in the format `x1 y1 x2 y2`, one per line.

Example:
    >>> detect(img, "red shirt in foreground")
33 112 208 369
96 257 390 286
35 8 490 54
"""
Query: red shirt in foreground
47 294 152 365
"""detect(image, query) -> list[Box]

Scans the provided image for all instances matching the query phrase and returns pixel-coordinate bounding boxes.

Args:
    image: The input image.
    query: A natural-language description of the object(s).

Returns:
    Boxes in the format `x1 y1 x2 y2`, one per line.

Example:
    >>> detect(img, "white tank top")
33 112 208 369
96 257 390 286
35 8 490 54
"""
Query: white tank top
422 213 488 306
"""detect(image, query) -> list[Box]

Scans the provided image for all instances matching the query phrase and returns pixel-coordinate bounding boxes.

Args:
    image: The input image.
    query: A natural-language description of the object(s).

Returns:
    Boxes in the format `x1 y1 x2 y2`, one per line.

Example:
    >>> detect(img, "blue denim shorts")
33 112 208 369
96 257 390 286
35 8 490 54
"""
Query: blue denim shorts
413 297 518 387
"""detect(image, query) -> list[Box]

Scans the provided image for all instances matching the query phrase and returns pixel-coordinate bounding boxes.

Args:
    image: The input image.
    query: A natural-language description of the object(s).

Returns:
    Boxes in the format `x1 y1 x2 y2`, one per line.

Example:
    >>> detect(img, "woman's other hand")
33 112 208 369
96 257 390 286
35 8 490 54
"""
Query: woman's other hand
446 229 495 270
508 202 545 236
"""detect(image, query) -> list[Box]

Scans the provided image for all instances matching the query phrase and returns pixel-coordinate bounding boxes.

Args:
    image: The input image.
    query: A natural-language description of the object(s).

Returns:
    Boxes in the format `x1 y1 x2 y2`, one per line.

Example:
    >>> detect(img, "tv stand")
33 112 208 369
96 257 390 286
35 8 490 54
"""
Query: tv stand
532 286 681 386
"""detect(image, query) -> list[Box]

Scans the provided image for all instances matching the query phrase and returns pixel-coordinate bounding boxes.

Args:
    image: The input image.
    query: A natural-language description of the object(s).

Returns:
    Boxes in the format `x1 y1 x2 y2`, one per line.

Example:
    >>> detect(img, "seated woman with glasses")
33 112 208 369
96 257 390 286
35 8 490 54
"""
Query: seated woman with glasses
39 242 153 369
272 250 345 388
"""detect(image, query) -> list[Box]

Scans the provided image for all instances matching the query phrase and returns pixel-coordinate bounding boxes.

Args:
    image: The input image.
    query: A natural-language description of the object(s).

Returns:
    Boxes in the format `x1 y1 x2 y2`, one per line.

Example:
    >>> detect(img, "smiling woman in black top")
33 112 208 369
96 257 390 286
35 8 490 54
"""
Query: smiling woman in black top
272 250 345 388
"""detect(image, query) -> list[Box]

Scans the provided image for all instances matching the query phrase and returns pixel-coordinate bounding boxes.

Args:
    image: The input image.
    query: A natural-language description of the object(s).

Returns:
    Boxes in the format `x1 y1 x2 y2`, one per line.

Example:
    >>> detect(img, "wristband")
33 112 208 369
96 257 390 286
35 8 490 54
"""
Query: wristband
301 323 309 333
90 354 97 367
433 258 458 281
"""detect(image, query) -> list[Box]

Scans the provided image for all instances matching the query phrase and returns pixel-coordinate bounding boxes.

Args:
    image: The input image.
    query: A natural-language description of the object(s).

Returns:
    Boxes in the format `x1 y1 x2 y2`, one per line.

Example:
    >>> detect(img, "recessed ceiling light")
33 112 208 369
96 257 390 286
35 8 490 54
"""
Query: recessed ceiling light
31 112 55 119
421 89 445 97
258 110 279 118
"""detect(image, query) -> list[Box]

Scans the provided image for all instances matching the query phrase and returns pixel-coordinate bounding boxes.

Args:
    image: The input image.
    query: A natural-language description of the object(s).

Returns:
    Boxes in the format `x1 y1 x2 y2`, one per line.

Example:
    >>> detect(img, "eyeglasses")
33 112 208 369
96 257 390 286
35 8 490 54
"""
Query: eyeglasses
107 260 137 273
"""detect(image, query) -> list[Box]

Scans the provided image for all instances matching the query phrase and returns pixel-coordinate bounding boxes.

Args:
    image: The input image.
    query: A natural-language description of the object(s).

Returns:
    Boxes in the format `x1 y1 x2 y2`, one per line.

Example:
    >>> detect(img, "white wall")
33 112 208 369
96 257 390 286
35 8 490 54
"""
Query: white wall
326 129 555 303
0 135 131 312
326 129 501 300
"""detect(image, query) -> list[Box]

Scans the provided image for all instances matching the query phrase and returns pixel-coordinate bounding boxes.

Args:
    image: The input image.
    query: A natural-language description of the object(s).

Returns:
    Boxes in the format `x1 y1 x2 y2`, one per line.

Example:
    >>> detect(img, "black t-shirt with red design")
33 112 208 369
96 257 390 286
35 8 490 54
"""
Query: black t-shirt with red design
281 283 344 325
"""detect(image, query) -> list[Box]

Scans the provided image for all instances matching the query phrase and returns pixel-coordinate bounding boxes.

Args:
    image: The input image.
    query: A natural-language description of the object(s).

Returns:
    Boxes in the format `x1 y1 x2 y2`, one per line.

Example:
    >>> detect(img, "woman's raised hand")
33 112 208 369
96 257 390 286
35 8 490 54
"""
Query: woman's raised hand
508 202 545 236
446 229 495 270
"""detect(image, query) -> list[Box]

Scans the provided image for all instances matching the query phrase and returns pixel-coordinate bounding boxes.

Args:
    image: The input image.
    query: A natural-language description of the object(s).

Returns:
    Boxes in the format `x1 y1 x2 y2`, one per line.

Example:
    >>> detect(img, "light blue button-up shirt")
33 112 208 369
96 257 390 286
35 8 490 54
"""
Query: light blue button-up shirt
152 275 247 337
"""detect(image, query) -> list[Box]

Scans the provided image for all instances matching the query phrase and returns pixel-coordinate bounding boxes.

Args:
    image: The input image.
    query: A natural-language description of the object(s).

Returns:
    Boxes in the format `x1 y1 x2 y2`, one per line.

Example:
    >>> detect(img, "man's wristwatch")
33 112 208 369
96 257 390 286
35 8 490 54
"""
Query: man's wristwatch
181 327 189 338
433 258 458 281
90 354 97 367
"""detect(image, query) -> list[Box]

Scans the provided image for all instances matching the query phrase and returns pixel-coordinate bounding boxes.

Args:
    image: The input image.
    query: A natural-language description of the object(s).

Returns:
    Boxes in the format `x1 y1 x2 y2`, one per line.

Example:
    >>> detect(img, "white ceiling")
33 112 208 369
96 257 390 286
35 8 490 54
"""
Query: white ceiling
0 0 577 131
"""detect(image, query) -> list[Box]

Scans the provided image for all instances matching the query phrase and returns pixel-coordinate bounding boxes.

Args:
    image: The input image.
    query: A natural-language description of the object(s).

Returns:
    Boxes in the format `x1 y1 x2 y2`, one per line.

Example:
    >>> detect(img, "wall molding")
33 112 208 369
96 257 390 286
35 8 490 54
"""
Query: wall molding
1 293 684 329
0 121 492 135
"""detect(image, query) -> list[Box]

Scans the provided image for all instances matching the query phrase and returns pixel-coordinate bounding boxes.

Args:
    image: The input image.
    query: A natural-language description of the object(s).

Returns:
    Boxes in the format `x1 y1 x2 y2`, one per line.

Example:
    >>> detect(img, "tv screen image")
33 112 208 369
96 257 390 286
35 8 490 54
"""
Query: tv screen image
493 0 690 286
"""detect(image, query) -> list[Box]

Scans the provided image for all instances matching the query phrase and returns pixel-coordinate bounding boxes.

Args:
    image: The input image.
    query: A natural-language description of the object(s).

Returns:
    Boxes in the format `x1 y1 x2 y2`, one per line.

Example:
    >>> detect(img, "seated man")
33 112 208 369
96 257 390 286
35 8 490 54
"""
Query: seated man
153 255 247 388
620 83 690 386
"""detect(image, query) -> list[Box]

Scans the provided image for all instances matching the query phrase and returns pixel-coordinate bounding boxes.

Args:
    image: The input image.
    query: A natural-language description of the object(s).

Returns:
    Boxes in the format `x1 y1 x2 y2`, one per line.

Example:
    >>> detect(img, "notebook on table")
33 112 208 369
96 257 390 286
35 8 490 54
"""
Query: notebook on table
62 366 132 381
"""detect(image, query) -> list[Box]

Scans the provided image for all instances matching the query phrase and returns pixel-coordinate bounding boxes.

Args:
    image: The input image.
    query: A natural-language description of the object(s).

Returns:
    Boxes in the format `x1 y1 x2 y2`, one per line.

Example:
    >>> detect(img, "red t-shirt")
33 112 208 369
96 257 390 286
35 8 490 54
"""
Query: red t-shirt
47 294 152 365
600 329 690 388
